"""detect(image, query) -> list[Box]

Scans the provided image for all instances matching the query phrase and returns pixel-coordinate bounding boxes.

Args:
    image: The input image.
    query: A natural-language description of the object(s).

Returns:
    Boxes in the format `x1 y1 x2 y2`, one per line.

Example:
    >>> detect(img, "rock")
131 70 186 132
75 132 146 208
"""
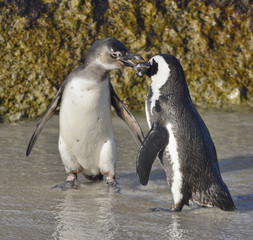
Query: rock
0 0 252 122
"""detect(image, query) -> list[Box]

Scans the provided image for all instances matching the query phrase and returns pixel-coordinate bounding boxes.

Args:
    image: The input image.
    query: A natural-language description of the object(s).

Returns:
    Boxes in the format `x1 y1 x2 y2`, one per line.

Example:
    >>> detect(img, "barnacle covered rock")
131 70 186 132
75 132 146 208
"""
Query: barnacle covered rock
0 0 252 122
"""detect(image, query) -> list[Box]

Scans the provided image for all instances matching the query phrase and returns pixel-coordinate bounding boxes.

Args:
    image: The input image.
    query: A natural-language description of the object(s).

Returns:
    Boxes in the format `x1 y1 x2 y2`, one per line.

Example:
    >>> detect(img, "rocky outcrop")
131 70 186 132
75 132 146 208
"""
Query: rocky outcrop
0 0 252 122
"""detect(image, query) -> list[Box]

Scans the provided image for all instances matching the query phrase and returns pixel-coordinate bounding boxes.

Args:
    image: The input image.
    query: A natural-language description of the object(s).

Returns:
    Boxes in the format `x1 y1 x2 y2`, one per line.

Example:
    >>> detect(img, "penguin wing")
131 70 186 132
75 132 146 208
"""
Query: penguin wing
137 122 169 186
26 86 63 156
110 83 144 146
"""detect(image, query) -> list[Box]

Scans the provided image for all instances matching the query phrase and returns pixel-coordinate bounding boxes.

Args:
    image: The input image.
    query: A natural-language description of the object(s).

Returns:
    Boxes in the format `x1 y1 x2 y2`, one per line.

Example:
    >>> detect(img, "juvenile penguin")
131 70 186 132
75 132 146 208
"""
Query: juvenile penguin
135 54 236 211
26 37 144 189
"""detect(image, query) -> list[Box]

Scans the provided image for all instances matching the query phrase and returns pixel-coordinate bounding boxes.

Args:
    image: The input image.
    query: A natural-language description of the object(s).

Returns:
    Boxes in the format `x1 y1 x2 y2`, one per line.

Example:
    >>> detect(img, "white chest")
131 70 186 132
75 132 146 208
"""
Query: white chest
59 76 112 137
63 77 110 108
165 123 183 203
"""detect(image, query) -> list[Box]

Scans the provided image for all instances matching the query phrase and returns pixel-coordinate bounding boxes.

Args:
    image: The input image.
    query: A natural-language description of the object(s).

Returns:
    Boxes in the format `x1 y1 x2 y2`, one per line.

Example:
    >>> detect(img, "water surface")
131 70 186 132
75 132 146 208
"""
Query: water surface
0 111 253 239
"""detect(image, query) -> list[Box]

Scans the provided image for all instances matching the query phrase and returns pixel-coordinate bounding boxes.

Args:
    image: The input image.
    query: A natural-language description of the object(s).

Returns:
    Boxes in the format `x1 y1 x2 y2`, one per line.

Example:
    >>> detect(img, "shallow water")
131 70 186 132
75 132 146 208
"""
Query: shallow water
0 111 253 240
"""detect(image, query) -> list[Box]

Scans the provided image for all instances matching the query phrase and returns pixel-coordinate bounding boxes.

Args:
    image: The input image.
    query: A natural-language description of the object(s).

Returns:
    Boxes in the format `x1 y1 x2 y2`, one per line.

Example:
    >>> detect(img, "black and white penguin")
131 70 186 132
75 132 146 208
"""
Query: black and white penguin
135 54 236 211
26 37 144 189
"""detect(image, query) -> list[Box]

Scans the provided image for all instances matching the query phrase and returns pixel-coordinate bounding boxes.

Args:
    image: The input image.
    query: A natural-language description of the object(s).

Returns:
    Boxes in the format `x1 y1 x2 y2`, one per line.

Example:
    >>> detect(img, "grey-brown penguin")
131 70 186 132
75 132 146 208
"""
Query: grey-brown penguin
26 38 144 189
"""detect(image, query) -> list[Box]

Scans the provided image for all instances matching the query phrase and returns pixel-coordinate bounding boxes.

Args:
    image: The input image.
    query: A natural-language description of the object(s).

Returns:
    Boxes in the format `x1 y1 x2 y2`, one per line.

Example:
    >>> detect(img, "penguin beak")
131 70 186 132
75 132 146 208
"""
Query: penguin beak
118 52 144 68
134 61 151 76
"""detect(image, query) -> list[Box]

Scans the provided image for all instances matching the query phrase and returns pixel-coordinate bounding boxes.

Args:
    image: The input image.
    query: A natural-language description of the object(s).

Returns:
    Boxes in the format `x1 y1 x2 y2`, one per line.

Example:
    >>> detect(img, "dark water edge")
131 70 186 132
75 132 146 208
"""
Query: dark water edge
0 111 253 240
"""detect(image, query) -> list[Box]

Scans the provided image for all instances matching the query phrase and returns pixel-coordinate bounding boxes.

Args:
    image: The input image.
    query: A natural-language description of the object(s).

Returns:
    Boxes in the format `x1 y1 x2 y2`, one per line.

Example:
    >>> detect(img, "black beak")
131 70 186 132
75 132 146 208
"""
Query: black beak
134 61 151 76
118 52 144 68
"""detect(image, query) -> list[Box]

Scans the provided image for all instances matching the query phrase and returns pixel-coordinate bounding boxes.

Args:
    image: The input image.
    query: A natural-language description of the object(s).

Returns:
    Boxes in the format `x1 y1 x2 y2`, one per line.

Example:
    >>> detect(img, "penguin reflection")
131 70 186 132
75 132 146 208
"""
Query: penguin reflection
53 183 117 239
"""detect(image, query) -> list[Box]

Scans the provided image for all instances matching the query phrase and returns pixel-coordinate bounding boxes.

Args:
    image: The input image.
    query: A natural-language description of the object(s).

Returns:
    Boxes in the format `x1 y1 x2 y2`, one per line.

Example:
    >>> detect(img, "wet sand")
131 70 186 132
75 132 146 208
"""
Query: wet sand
0 111 253 239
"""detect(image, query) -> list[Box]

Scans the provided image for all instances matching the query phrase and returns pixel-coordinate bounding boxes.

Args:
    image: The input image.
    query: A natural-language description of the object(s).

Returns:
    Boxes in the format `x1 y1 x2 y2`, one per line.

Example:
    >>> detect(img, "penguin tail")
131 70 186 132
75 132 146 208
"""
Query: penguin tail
209 183 237 211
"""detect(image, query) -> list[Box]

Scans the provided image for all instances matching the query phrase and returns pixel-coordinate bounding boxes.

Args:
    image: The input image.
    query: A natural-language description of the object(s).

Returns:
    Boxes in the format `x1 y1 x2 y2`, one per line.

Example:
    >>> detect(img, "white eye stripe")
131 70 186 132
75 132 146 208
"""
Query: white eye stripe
150 55 170 110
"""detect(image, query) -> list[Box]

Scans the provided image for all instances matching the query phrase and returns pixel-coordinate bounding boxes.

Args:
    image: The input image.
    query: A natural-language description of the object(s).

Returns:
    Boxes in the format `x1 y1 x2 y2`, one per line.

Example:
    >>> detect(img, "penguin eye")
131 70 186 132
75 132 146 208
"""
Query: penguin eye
111 51 122 58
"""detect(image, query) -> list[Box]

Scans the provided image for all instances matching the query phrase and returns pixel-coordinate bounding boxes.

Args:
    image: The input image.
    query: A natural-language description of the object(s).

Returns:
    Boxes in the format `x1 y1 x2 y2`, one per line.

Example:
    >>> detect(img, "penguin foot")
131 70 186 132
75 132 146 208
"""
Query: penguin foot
170 205 182 212
106 176 116 185
151 206 182 212
106 176 120 193
151 207 170 212
53 173 78 190
53 180 78 190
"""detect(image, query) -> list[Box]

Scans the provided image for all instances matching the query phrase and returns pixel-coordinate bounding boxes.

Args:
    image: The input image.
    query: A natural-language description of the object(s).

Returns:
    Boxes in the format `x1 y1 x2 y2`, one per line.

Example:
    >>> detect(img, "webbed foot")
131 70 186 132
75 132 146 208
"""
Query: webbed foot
170 205 182 212
53 173 78 190
151 207 170 212
106 175 116 185
150 205 182 212
106 176 120 193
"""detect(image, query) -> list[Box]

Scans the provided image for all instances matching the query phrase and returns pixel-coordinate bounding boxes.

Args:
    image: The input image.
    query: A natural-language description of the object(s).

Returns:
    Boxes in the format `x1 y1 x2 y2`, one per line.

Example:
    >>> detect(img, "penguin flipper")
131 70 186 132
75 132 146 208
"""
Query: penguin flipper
137 122 169 186
110 83 144 146
26 88 62 156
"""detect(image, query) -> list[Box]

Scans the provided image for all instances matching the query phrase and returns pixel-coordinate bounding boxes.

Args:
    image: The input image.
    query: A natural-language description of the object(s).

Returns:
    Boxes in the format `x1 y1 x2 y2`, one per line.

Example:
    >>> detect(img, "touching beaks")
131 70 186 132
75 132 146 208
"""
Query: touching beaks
135 61 151 76
110 51 150 75
115 52 144 68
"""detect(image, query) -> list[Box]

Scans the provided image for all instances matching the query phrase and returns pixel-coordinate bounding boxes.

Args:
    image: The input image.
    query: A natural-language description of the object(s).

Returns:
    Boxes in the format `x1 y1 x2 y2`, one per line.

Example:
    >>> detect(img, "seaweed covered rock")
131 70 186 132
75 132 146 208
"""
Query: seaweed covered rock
0 0 252 122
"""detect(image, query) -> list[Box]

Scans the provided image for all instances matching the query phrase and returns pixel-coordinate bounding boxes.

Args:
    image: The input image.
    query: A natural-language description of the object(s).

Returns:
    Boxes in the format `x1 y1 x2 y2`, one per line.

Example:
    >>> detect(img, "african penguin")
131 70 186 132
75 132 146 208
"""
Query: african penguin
26 37 144 190
135 54 236 211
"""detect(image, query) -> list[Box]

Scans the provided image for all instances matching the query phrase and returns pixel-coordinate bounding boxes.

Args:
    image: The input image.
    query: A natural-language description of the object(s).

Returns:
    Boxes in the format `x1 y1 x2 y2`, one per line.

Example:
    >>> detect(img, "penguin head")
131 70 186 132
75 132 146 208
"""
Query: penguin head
136 55 171 79
85 38 143 70
136 54 187 89
135 54 189 96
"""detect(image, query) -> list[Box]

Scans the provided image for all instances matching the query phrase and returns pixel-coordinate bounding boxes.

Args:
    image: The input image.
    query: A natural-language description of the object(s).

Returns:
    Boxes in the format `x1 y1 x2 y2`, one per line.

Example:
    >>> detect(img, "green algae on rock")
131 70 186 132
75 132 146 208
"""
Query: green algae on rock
0 0 252 122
